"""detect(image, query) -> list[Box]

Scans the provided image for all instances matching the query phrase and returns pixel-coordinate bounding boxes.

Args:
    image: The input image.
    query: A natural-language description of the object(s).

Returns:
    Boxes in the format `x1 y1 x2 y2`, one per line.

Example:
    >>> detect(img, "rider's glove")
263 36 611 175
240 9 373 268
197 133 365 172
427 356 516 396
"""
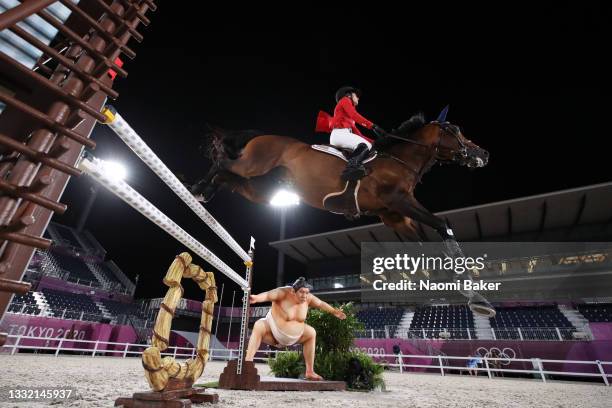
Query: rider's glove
372 124 388 138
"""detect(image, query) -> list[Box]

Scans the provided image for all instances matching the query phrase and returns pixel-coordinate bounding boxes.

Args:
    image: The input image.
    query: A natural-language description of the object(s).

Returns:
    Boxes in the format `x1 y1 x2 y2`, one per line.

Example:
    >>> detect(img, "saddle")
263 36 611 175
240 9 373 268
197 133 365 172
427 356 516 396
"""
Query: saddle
311 144 377 219
311 144 377 163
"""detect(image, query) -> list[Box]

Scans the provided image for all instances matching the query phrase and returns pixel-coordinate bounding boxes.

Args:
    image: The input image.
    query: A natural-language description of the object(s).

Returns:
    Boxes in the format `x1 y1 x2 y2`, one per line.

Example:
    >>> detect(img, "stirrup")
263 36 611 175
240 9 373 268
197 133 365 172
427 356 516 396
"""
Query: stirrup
341 165 367 182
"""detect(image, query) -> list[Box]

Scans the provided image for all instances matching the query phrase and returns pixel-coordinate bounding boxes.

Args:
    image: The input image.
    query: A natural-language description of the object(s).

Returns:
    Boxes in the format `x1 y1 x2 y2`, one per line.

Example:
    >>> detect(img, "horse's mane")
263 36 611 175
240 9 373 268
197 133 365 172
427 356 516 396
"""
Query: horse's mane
373 112 427 151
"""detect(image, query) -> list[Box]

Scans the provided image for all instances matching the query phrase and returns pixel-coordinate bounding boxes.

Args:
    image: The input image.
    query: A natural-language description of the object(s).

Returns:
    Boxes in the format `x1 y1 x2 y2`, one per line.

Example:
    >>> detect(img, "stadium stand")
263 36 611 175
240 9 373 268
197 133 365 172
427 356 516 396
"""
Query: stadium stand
99 298 142 318
51 224 82 248
409 305 475 339
52 252 99 285
577 303 612 323
7 292 40 316
489 305 576 340
356 308 404 337
96 263 122 285
41 288 103 321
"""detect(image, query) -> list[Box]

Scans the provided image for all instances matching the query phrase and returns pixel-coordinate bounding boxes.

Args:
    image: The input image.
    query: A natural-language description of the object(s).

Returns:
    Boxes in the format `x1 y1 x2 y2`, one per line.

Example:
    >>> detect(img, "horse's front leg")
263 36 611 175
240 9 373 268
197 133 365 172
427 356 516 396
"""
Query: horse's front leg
384 192 459 253
383 192 496 317
192 163 221 203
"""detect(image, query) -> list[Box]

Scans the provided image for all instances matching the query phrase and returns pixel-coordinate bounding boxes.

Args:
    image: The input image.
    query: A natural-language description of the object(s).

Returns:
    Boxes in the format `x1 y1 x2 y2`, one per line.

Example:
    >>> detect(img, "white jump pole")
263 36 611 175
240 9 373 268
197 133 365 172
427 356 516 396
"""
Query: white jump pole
78 157 249 289
101 106 251 263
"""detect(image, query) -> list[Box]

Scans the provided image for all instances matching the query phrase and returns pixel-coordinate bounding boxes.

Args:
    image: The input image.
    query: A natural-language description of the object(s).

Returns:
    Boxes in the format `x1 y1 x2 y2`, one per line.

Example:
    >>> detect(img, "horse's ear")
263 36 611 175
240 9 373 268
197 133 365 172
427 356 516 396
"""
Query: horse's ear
436 105 449 122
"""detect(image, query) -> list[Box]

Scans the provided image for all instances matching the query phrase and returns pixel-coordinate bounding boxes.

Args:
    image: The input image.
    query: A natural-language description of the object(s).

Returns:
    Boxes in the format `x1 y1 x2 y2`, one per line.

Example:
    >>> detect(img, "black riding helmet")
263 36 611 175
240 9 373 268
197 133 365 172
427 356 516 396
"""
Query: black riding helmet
335 86 362 103
292 277 313 291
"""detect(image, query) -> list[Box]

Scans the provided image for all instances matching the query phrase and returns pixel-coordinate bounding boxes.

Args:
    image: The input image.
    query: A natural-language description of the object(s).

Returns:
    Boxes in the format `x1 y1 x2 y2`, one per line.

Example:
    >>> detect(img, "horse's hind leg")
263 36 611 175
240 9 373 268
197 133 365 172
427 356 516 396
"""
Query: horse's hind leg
224 136 287 179
215 171 272 204
378 211 424 242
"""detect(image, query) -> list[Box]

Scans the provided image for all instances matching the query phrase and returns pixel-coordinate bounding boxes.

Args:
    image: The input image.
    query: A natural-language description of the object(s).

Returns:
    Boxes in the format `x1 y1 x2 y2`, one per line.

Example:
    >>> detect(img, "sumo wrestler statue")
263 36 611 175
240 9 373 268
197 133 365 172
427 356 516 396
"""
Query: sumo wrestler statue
245 277 346 380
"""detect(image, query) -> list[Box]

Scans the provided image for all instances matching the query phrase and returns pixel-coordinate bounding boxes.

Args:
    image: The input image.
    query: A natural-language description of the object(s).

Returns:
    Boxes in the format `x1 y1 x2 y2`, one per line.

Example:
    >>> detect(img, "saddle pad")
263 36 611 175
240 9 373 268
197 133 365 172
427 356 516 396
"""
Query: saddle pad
311 145 377 164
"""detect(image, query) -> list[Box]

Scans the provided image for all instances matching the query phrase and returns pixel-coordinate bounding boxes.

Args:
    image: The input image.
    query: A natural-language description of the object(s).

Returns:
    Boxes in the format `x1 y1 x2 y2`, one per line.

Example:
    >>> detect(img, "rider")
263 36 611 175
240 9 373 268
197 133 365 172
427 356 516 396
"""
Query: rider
316 86 388 181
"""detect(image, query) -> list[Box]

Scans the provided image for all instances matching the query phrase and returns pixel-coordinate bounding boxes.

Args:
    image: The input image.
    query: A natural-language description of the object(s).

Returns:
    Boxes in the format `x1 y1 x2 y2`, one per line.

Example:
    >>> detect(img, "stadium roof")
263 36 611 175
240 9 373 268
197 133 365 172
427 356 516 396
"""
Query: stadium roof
270 182 612 264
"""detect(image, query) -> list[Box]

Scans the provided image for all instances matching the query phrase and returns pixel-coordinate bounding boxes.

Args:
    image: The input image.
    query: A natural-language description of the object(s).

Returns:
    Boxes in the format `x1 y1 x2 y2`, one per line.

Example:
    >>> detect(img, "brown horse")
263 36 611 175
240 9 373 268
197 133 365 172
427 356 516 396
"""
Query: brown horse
193 108 495 316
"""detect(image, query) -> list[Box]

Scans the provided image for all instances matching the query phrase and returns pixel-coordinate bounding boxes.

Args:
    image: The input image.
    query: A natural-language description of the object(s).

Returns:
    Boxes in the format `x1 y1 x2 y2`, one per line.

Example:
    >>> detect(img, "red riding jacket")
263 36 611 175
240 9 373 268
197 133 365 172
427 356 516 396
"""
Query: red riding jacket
315 96 374 140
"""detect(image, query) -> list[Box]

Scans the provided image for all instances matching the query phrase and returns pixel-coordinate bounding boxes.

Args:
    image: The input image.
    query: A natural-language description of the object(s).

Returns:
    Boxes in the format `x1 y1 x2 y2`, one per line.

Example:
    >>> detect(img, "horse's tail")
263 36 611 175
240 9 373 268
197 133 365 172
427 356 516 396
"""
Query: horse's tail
204 126 264 164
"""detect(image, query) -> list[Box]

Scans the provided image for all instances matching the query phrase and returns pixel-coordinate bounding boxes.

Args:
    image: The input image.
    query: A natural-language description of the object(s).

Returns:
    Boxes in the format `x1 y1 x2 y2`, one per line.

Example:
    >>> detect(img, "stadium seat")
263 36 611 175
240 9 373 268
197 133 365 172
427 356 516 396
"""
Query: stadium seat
577 303 612 323
41 288 103 322
409 305 475 339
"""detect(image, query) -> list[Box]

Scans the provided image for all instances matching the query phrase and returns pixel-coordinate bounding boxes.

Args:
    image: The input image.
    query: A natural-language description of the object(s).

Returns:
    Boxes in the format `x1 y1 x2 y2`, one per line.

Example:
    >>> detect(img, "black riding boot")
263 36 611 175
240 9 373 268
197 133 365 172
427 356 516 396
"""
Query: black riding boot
341 143 371 182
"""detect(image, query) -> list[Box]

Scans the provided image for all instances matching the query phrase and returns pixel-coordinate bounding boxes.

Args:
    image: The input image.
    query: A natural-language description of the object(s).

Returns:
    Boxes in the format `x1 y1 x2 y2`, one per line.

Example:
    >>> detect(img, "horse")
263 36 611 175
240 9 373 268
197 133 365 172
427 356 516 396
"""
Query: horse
192 107 495 316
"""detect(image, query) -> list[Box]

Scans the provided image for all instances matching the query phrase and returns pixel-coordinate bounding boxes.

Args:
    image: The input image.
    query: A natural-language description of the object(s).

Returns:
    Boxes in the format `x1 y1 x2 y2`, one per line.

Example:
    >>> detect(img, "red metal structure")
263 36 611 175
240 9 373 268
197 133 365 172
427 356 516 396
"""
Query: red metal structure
0 0 156 347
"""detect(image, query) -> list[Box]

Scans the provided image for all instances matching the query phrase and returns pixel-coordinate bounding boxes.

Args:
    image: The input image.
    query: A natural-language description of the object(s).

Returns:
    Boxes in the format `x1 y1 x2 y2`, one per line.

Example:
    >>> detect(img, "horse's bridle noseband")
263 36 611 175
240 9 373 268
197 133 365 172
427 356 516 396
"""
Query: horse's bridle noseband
430 121 468 163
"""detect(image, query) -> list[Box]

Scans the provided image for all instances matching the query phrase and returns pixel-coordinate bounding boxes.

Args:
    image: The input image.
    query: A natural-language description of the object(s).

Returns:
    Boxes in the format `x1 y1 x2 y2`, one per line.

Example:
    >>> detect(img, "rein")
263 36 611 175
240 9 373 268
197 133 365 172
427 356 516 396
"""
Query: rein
377 152 435 183
383 121 464 156
375 122 463 182
384 133 430 148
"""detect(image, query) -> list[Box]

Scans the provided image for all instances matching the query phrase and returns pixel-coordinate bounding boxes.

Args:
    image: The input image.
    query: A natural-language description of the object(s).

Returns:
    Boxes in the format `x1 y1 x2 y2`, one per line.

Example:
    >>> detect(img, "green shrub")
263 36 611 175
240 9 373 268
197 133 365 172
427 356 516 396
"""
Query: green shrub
313 350 348 381
306 303 364 354
267 303 384 391
268 351 305 379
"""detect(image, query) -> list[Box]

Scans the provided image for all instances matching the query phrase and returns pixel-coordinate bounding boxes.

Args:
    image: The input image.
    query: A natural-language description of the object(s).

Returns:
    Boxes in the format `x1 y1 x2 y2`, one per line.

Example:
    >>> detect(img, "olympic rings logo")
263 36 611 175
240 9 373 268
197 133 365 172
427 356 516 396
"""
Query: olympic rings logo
475 347 516 365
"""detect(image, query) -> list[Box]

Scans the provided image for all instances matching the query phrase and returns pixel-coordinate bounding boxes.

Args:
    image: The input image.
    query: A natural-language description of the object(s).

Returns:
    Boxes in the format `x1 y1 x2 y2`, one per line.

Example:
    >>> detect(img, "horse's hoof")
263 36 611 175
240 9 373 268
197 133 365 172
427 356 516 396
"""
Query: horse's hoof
469 300 496 317
443 239 464 258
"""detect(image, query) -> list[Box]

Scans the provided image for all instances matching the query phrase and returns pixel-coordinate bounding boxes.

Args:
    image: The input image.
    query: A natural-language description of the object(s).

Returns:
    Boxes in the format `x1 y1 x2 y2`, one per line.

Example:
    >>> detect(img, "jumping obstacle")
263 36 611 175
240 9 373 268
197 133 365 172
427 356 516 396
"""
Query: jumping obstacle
87 107 343 394
77 157 248 290
115 253 219 407
100 106 251 264
78 108 260 404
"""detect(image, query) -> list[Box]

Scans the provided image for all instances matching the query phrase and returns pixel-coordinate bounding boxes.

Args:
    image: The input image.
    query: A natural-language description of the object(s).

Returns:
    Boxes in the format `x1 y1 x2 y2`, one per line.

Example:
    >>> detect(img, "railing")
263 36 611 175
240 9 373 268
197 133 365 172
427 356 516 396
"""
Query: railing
63 273 101 288
1 335 609 386
491 327 584 341
356 326 592 341
41 265 131 295
363 352 611 386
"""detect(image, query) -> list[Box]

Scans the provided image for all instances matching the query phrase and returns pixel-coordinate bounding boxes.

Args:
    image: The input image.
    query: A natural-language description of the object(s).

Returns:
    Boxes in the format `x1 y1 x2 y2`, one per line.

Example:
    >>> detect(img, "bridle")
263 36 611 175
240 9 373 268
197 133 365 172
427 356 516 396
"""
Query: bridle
377 121 469 181
382 121 467 161
432 121 470 162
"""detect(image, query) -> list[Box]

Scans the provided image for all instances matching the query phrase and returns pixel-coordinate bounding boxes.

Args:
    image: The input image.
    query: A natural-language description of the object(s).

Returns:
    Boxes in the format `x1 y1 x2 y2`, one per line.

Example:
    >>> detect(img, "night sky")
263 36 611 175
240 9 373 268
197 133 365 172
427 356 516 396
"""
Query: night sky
55 3 610 304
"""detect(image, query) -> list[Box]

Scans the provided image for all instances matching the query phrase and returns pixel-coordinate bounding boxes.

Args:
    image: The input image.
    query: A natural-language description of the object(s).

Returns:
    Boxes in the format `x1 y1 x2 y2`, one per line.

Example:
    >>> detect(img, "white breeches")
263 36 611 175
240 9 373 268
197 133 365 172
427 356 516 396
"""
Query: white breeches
330 128 372 150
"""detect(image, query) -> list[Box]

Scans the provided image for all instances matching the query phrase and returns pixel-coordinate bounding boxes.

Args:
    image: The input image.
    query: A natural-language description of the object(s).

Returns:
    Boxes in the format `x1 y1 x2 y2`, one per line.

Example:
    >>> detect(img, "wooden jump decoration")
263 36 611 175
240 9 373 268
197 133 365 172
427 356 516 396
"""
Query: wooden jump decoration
115 253 219 407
